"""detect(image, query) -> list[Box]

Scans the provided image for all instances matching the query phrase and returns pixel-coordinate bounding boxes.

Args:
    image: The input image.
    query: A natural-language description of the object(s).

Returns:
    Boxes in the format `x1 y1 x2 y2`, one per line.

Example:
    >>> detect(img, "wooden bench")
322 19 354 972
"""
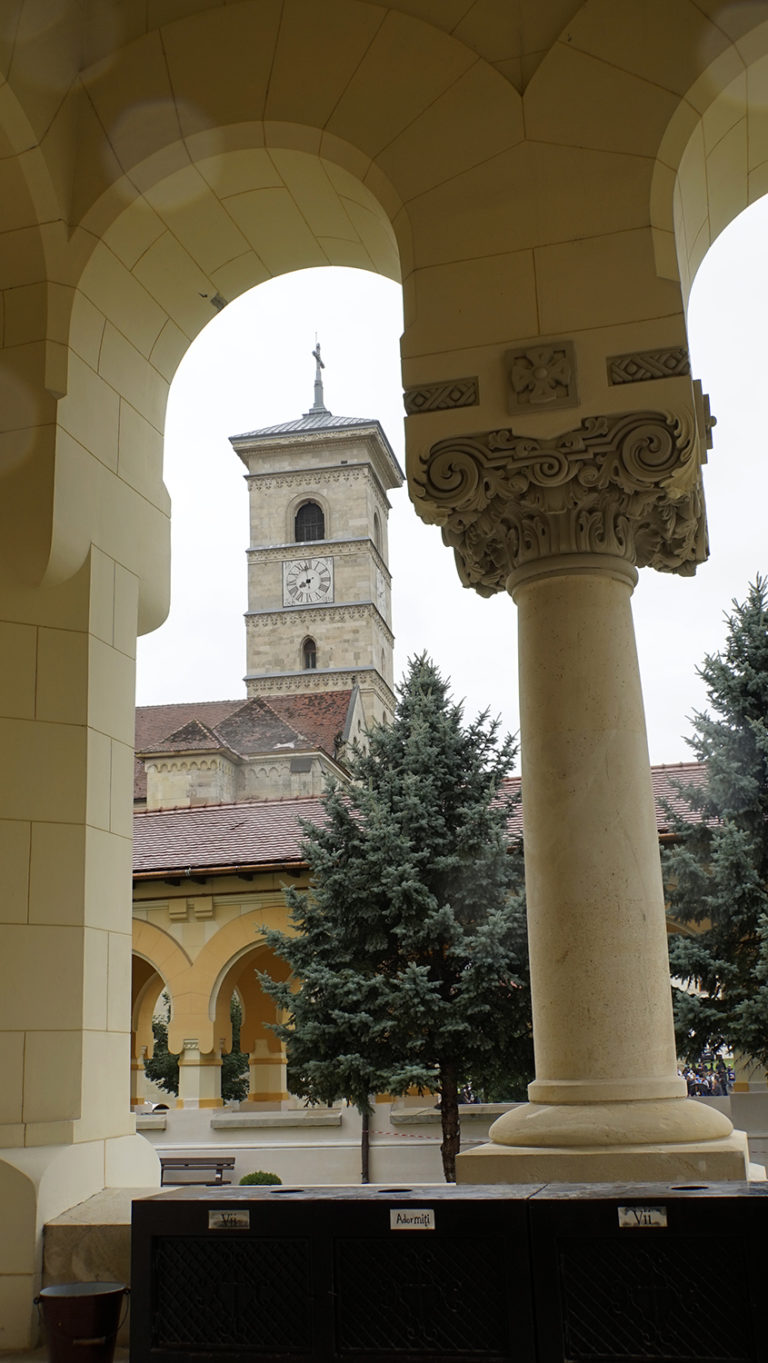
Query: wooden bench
160 1155 236 1186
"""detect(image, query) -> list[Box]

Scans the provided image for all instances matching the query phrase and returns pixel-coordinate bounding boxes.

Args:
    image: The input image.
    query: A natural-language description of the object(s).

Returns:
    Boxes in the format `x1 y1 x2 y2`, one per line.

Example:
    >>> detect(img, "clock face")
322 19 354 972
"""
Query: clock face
283 556 334 606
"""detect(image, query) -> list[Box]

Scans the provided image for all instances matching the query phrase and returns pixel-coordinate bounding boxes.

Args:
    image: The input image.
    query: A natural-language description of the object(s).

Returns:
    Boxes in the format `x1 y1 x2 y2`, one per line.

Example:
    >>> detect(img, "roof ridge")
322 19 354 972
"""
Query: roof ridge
134 793 324 818
256 694 312 744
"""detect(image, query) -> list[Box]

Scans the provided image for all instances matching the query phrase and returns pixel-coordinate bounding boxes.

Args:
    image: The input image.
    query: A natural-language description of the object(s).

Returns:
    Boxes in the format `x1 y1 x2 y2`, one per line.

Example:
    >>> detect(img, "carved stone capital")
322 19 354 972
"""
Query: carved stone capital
414 409 708 596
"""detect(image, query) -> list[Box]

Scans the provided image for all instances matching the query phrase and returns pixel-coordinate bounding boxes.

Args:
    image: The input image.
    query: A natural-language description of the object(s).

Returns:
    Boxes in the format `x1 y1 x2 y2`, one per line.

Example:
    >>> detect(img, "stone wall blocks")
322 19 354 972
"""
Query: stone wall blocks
706 118 748 242
161 4 281 136
406 251 538 357
375 60 523 205
702 71 746 155
534 228 683 337
564 0 730 101
78 241 167 357
324 9 474 162
82 32 178 176
265 0 385 130
524 43 680 158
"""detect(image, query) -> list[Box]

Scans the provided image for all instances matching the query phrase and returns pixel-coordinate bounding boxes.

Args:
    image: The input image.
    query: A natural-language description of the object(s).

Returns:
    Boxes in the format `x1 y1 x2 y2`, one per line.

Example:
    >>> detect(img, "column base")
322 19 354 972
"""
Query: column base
455 1097 765 1184
456 1129 758 1184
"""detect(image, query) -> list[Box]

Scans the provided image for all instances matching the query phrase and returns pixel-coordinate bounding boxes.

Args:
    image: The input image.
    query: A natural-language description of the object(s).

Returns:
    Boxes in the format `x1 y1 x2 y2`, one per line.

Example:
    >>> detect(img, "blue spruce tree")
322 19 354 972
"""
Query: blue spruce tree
260 655 532 1181
665 577 768 1069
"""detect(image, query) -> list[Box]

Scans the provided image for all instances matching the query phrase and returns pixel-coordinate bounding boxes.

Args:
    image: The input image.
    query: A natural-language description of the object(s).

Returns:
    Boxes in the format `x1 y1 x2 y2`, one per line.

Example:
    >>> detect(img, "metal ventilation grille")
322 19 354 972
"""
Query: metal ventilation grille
333 1237 512 1356
557 1236 752 1362
151 1236 313 1351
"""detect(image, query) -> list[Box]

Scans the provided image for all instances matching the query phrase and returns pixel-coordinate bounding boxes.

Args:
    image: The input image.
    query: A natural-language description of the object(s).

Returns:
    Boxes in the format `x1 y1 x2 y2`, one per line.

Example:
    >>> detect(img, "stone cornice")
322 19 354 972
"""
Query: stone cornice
246 601 394 645
245 463 394 512
246 667 396 709
414 408 709 596
247 538 391 578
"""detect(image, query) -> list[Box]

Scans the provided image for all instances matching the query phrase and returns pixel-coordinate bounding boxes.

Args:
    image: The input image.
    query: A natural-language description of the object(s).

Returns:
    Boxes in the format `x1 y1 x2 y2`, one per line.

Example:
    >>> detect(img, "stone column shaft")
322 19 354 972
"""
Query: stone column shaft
517 560 681 1105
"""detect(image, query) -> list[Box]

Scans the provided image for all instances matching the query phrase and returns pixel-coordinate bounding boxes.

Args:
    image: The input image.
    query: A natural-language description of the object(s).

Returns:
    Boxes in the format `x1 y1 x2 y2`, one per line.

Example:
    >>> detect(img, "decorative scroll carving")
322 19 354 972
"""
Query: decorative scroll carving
608 347 690 385
404 377 479 415
415 410 708 596
505 342 577 412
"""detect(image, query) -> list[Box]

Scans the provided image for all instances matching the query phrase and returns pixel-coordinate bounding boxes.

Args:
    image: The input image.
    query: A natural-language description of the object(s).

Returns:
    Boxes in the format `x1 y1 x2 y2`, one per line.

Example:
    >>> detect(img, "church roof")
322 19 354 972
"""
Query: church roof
133 796 325 875
146 718 237 757
132 761 708 878
232 411 379 439
228 341 404 482
134 691 355 800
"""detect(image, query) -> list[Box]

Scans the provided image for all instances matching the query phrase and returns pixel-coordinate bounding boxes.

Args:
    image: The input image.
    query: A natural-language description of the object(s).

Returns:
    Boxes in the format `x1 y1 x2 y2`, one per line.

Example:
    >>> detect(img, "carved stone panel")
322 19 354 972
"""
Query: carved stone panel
607 347 690 385
414 409 708 596
505 341 577 412
403 377 479 415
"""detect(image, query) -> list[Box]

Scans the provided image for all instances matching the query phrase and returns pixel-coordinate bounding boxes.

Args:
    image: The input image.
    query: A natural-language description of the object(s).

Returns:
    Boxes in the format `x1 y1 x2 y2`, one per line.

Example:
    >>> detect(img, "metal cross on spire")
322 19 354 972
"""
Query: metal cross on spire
308 338 330 415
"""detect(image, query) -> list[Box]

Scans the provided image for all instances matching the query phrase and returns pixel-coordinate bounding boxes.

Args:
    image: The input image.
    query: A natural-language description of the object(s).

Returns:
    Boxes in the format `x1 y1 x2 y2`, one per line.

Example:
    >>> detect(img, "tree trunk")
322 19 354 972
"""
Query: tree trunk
439 1062 460 1182
360 1104 371 1183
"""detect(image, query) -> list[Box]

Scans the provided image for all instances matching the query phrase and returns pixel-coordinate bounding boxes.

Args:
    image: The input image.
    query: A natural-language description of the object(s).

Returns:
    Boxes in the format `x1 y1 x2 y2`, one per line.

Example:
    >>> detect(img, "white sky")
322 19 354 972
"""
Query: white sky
136 197 768 768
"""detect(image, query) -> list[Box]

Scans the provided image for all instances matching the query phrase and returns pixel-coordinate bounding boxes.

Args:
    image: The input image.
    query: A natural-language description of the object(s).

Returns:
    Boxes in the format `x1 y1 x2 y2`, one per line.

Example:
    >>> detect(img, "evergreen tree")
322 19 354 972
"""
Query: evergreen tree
664 577 768 1067
143 993 179 1096
221 993 250 1103
143 992 250 1101
260 654 533 1182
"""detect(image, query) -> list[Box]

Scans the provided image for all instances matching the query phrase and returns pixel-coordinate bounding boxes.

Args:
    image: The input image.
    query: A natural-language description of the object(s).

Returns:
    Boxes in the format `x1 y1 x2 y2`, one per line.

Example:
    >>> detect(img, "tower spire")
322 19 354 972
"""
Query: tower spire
306 339 331 416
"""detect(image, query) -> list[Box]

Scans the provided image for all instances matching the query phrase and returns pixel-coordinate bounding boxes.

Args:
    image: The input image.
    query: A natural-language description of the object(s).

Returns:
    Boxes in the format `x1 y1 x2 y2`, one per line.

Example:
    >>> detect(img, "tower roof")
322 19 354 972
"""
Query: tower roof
228 340 404 483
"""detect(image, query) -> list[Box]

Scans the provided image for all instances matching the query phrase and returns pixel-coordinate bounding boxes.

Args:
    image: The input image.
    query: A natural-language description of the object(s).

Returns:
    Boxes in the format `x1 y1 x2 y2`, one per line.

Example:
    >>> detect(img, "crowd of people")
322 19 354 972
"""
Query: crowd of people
681 1063 734 1097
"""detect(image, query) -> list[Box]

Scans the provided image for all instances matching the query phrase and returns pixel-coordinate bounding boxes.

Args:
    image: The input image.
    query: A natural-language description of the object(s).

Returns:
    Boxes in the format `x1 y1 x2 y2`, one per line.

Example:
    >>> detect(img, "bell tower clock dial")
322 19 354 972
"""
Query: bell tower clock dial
283 556 333 606
231 342 404 728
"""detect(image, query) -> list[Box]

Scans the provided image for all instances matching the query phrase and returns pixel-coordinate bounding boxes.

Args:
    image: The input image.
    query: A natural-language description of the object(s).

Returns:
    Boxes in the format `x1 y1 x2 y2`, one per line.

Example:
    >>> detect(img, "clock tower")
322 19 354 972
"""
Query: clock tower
230 347 404 728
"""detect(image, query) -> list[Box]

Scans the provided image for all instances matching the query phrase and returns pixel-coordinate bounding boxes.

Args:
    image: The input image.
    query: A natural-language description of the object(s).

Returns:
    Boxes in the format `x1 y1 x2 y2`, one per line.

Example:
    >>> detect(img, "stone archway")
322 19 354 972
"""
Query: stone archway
9 3 768 1344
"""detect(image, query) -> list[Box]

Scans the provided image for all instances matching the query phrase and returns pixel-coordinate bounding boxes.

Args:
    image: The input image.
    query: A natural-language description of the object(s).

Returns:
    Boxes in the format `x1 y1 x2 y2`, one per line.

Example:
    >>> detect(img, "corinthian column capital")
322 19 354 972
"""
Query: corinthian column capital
414 404 710 596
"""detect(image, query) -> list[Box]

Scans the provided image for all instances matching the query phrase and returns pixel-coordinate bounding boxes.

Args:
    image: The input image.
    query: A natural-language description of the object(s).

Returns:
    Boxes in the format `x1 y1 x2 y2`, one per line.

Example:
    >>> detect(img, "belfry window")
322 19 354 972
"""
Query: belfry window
295 501 324 542
303 638 318 670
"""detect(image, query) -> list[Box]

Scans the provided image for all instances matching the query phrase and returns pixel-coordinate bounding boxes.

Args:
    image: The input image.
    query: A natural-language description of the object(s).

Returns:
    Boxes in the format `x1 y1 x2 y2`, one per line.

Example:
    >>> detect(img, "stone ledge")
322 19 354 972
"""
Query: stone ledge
391 1104 517 1126
210 1109 343 1129
136 1114 167 1130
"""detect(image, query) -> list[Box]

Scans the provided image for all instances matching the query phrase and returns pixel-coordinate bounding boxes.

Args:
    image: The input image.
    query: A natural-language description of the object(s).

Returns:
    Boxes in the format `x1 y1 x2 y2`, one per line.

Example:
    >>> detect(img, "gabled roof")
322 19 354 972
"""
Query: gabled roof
143 718 234 756
214 698 310 755
134 691 355 801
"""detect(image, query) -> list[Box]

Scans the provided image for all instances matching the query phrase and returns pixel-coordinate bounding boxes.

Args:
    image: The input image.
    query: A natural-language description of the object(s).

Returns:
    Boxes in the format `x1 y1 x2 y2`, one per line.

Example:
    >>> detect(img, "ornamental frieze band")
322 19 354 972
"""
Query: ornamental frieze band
415 409 708 596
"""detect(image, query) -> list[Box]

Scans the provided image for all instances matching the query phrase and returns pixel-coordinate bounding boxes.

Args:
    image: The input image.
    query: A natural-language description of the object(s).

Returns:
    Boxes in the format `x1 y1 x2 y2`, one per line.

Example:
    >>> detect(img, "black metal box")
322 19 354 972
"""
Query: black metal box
131 1183 539 1363
528 1181 768 1363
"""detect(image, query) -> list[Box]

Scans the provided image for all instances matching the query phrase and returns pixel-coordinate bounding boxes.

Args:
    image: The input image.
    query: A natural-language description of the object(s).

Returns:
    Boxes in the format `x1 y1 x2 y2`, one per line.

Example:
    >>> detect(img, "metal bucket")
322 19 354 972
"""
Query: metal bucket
35 1282 128 1363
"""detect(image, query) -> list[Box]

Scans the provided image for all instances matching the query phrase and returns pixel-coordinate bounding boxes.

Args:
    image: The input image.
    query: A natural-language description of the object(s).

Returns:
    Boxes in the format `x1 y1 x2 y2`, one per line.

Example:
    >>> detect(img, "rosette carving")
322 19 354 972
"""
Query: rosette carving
414 411 708 596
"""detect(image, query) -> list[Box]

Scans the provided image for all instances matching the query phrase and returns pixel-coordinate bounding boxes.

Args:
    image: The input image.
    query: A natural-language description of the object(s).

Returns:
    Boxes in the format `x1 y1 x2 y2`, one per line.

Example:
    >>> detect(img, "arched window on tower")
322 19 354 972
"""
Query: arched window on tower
295 501 324 542
373 510 382 552
303 637 318 670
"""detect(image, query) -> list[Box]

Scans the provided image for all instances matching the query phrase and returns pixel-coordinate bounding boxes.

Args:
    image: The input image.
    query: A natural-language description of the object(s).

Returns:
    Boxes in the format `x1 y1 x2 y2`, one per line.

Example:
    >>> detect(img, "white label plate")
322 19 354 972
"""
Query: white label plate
617 1204 668 1229
208 1210 251 1230
390 1208 436 1231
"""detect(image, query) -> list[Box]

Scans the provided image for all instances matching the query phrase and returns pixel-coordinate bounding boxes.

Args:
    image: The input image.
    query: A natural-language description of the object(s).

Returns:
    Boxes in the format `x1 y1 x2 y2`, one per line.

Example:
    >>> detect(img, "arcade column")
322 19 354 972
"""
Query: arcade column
414 404 752 1182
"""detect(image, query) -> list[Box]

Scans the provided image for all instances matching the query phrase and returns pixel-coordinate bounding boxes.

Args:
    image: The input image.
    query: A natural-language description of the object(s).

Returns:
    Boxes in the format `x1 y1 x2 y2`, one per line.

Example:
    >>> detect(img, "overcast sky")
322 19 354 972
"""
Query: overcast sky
136 196 768 768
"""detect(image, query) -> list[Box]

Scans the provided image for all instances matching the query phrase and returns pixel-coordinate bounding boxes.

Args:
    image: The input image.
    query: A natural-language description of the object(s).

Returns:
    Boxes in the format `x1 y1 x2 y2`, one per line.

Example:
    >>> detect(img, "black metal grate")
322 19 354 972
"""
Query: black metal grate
151 1236 313 1351
557 1236 752 1362
334 1236 513 1356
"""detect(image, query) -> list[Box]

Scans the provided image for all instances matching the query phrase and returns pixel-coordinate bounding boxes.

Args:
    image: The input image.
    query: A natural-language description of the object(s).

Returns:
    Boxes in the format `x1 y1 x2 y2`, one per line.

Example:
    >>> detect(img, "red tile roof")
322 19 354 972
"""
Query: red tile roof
134 692 354 800
133 797 326 876
135 700 245 800
496 763 706 840
133 763 709 878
